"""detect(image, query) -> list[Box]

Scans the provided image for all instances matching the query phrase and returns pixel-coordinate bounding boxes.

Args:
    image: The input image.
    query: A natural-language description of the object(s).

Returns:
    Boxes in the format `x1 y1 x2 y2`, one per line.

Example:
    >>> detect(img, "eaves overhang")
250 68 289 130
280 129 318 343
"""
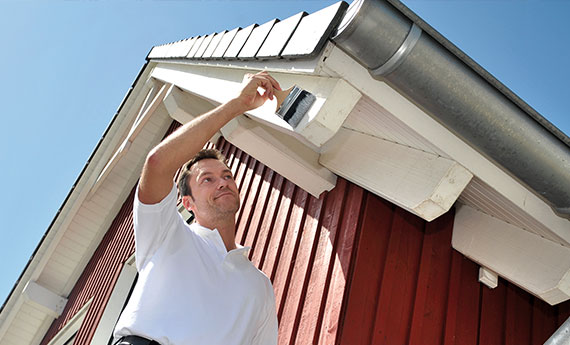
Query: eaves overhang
332 0 570 219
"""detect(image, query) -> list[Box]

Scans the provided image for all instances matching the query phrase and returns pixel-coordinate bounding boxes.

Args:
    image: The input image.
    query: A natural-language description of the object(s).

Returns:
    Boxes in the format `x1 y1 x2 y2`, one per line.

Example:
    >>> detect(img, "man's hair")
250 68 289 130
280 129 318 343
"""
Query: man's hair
177 148 228 198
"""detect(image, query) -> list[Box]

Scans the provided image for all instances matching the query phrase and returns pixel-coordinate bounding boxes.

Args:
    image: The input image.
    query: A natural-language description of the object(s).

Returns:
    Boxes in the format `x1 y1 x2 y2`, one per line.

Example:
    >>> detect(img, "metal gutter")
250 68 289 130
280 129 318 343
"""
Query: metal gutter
332 0 570 218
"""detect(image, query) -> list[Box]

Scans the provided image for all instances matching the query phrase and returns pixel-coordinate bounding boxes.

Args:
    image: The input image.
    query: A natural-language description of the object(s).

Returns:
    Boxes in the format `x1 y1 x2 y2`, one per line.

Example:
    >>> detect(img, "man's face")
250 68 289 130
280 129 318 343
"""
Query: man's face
183 158 240 220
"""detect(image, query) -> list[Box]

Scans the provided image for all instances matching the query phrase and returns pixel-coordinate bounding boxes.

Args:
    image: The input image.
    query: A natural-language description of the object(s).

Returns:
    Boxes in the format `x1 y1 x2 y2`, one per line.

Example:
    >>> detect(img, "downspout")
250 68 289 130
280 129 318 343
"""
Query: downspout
544 316 570 345
332 0 570 218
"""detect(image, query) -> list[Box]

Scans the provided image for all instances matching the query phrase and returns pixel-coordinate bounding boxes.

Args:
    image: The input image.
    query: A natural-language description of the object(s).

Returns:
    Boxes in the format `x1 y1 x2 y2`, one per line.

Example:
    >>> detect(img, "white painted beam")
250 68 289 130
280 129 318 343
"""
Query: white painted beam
22 281 68 318
162 84 221 144
163 85 217 124
321 44 570 245
320 128 472 221
88 82 170 198
221 116 336 198
453 204 570 305
151 62 360 148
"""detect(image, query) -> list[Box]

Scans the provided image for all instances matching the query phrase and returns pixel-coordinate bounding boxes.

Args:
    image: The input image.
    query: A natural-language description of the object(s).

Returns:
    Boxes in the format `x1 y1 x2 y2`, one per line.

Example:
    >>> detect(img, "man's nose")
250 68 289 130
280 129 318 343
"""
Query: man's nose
217 178 229 189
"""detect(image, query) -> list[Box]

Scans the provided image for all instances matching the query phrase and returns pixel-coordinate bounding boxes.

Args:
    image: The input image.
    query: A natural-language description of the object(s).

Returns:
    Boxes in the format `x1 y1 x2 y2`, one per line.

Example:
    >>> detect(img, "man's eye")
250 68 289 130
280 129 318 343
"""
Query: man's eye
203 178 211 183
224 175 232 180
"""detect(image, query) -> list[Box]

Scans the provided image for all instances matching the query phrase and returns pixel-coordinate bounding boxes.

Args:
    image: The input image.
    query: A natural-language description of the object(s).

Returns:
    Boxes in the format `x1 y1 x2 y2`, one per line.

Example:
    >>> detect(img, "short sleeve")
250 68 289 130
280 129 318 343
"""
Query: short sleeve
133 182 184 271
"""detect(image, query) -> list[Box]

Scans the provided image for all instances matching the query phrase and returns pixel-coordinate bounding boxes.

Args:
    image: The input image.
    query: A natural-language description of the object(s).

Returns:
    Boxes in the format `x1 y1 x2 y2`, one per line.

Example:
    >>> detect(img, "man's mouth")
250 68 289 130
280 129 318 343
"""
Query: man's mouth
215 191 236 199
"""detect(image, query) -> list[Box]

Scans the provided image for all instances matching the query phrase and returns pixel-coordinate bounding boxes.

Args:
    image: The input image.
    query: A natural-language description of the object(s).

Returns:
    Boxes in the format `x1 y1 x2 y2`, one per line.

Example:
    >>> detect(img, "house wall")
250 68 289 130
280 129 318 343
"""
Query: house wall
40 125 569 345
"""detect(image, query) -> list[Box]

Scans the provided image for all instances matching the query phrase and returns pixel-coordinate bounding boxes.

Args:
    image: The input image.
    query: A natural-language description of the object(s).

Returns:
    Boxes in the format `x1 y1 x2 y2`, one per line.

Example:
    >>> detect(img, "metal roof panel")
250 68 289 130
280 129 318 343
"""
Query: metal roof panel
238 19 278 60
212 27 240 59
203 31 227 59
257 12 306 60
224 24 257 59
281 1 348 59
195 33 216 59
187 35 205 58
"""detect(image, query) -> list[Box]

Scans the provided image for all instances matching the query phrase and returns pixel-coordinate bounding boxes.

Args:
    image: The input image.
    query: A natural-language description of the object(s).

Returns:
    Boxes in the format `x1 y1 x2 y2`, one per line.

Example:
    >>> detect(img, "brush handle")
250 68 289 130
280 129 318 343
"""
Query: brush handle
273 86 295 111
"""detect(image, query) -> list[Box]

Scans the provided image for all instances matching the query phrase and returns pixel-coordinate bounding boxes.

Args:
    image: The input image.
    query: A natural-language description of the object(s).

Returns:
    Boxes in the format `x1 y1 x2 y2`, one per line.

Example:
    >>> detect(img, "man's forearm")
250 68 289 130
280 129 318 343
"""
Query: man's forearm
137 71 280 204
138 98 246 204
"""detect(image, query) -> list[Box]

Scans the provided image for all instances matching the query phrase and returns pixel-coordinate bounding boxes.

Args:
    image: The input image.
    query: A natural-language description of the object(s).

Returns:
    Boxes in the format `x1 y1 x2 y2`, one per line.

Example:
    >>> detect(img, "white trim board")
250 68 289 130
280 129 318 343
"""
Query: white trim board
150 62 361 149
320 128 472 221
453 204 570 305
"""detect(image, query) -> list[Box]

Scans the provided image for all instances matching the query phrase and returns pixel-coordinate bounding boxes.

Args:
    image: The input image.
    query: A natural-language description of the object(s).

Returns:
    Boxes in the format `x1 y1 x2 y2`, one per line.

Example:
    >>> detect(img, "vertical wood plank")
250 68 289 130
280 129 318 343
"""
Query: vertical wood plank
370 209 425 345
338 193 393 345
262 180 296 280
443 251 481 345
296 179 347 344
278 195 324 345
505 283 533 345
408 210 455 345
250 174 284 268
244 168 275 252
273 187 309 318
236 161 265 243
531 298 558 345
478 280 507 345
318 184 364 345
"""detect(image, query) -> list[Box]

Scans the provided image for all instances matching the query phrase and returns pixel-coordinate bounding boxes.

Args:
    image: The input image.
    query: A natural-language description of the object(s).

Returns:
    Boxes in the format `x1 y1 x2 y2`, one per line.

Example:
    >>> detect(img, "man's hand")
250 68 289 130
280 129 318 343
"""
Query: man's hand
233 71 282 113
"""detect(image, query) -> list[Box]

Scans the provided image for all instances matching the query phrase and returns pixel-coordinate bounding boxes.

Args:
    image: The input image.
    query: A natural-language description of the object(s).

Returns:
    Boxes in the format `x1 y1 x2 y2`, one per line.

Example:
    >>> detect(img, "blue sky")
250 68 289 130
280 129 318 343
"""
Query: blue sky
0 0 568 307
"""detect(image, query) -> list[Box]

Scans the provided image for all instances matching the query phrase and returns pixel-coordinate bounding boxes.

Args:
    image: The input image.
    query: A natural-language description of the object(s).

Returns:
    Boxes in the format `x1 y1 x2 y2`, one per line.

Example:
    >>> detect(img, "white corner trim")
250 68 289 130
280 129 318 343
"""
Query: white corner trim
320 128 472 221
453 204 570 305
22 281 68 318
47 300 92 345
90 262 137 345
478 266 499 289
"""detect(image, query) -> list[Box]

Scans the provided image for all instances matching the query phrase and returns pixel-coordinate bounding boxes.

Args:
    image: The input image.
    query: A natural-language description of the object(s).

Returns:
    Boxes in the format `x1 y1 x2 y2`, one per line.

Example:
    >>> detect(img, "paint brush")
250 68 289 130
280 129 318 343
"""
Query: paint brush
273 85 316 128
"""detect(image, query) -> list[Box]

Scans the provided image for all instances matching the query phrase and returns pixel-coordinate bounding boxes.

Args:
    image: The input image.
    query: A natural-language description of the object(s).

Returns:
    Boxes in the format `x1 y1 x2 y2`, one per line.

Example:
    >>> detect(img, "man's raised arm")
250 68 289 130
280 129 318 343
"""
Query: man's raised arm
138 71 281 204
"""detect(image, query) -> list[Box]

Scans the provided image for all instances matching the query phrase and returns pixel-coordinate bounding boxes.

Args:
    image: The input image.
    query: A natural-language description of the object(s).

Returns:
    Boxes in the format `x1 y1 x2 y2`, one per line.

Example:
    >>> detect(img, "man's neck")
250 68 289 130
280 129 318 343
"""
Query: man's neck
196 217 237 252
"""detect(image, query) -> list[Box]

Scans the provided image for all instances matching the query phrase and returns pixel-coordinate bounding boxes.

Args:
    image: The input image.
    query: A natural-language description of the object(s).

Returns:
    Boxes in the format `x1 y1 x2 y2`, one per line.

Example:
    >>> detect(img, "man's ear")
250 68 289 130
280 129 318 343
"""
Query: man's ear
182 195 195 212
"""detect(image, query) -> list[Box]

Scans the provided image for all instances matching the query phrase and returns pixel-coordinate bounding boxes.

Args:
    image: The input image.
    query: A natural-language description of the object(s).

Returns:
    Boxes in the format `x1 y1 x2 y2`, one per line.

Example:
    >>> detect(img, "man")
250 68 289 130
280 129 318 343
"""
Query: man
113 71 282 345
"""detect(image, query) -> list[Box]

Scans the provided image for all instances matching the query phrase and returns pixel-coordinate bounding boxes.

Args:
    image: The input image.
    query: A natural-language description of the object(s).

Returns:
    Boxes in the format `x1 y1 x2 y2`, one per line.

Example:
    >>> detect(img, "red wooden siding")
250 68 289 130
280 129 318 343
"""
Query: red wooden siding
340 191 569 345
40 187 137 345
40 122 181 345
41 128 569 345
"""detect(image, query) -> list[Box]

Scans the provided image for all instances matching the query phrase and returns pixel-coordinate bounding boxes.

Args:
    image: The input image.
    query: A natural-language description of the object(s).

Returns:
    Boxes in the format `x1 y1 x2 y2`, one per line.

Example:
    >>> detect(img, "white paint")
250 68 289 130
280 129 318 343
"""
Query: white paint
320 128 472 221
453 204 570 305
22 281 68 318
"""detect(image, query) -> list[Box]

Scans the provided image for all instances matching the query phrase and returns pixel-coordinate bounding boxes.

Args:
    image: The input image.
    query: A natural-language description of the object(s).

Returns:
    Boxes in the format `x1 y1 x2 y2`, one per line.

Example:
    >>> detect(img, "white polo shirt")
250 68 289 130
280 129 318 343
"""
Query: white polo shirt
113 183 278 345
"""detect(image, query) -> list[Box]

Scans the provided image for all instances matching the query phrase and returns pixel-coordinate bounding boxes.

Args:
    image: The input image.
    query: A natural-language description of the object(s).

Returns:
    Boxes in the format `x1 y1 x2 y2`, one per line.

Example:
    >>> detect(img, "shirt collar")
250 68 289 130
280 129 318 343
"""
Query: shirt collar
189 222 251 257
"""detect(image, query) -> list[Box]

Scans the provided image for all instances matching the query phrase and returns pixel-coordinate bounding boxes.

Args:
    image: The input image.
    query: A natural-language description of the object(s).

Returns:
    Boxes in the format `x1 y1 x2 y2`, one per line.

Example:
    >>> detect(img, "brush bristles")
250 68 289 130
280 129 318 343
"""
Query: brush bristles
276 86 316 128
